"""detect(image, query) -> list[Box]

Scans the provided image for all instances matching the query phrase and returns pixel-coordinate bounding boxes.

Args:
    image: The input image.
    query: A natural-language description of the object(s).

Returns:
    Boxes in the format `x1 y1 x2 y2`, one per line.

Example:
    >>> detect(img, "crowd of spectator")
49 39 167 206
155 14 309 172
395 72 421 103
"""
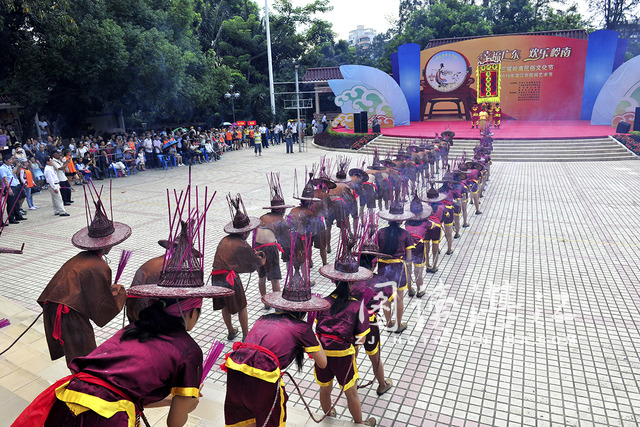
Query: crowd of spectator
0 121 313 224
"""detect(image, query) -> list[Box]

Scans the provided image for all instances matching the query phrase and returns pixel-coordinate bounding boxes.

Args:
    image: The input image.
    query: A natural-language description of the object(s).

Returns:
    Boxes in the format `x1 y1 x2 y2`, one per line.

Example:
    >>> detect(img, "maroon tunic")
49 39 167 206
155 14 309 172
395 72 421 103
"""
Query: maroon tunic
37 251 126 365
375 226 414 291
224 313 321 427
211 234 265 314
287 205 322 267
351 275 395 355
314 295 370 390
45 327 202 426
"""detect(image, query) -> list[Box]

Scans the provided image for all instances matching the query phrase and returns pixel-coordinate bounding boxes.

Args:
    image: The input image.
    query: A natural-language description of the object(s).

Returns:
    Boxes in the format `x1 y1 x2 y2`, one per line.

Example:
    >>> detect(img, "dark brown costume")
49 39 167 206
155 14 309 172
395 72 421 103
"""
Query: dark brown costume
125 255 164 323
211 235 265 314
37 251 126 365
257 212 291 263
287 204 321 267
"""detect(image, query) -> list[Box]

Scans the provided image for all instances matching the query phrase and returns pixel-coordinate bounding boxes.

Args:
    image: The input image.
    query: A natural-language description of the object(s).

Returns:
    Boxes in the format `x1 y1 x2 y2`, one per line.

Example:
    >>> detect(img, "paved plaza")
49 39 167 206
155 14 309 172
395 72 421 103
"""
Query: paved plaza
1 141 640 426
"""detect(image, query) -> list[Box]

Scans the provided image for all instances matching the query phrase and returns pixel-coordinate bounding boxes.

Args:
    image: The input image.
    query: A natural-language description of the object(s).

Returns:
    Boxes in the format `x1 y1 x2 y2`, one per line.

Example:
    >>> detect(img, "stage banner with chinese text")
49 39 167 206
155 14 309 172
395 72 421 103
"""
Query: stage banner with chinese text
420 35 589 120
476 62 501 103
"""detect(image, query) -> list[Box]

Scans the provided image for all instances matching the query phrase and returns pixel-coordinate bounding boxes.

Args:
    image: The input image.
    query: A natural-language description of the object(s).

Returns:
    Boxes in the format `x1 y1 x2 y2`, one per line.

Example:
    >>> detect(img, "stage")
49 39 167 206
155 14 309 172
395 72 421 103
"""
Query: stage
333 119 618 140
380 119 617 140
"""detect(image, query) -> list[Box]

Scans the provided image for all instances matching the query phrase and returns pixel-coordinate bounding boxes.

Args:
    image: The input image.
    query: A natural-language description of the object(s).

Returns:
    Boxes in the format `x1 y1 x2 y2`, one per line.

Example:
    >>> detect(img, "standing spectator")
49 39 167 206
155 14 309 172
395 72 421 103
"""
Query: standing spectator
76 141 88 159
142 133 153 168
291 120 298 144
322 113 327 132
312 118 318 135
43 156 69 216
51 151 73 205
1 154 25 224
285 127 294 154
254 131 262 156
259 124 268 148
18 159 38 210
275 122 283 145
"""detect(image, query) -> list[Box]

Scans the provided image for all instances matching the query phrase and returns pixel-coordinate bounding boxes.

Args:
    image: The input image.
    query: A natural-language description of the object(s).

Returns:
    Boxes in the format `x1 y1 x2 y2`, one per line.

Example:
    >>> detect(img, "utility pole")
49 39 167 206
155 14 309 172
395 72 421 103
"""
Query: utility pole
295 64 301 152
265 0 276 118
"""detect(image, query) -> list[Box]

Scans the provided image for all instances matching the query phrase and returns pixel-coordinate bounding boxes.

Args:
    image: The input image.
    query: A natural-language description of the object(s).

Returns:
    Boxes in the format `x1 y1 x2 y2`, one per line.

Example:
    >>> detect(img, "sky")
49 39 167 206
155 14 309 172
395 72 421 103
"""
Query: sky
266 0 401 41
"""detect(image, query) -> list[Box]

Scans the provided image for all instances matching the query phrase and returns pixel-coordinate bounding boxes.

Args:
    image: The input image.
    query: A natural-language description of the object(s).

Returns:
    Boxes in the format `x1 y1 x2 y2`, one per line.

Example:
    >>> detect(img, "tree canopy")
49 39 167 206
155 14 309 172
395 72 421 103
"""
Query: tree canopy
0 0 635 136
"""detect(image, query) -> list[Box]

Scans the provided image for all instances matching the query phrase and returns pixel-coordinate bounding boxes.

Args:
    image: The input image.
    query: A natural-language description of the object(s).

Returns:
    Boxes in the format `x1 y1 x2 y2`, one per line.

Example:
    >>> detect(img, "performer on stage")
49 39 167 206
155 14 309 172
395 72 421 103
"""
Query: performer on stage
478 105 489 133
493 103 502 129
211 193 266 341
222 239 329 427
470 103 480 129
37 190 131 366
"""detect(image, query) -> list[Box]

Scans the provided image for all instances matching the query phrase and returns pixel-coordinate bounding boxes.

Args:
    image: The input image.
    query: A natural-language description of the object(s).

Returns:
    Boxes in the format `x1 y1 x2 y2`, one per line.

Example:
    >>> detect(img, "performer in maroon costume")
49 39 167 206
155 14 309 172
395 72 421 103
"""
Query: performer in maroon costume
423 184 447 273
16 178 232 427
376 188 414 333
223 241 329 427
316 229 375 426
403 193 432 298
37 189 131 366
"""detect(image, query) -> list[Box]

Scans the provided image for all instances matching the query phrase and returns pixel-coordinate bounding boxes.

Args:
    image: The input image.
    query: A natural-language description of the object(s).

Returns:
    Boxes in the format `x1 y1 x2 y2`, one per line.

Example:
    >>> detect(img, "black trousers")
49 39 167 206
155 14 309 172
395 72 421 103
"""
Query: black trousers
59 181 71 203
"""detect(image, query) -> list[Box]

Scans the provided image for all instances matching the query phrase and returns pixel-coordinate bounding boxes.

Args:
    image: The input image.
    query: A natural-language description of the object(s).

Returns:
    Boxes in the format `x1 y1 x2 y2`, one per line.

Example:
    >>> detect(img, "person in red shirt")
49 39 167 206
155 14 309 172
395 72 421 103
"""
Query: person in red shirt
493 103 502 128
470 103 480 128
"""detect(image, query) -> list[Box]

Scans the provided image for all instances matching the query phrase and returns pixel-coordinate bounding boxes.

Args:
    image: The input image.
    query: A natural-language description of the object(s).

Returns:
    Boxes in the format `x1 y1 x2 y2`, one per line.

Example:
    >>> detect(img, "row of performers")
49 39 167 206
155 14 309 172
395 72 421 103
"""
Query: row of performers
13 136 492 427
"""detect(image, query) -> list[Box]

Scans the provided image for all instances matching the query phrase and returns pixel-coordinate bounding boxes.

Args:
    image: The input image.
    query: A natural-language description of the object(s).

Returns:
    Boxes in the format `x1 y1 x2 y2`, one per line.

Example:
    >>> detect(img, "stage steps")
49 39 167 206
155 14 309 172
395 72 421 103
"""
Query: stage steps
356 135 637 162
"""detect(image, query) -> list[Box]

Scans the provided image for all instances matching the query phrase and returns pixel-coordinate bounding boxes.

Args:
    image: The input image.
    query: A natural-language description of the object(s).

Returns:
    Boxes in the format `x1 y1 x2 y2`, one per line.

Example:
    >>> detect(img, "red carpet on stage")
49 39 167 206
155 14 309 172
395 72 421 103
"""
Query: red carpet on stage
380 120 617 140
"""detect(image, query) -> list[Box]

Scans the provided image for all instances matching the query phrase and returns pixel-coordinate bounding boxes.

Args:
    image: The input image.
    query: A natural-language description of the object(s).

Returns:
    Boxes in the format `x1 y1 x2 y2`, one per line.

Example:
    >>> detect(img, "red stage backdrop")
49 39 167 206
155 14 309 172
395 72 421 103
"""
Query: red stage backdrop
420 35 588 120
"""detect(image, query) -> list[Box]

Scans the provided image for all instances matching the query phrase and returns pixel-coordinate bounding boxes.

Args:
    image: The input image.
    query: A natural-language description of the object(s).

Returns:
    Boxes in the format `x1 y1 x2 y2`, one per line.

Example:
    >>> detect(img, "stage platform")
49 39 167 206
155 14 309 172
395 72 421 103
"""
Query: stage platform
380 119 617 140
334 119 618 140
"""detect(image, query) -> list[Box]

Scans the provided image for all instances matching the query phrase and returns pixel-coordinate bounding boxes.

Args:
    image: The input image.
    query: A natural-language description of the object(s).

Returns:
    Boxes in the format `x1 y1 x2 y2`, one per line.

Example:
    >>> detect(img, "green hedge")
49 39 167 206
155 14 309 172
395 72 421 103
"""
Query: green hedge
314 128 379 150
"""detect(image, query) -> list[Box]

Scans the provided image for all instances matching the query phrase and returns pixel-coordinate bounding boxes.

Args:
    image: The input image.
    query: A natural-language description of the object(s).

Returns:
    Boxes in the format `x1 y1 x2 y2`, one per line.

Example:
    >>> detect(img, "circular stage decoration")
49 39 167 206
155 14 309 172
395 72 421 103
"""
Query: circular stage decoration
424 50 470 93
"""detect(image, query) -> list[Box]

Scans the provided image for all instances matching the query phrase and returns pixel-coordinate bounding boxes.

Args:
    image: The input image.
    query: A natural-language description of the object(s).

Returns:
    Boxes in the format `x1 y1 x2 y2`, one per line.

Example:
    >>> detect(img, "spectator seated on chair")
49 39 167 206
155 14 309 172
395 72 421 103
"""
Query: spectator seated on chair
136 149 147 171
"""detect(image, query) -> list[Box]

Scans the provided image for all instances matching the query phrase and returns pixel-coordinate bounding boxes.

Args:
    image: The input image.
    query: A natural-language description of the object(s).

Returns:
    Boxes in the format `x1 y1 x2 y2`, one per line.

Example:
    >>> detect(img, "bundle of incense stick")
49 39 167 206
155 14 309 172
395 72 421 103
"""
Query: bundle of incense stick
201 340 224 383
0 318 10 329
306 293 324 326
114 249 132 284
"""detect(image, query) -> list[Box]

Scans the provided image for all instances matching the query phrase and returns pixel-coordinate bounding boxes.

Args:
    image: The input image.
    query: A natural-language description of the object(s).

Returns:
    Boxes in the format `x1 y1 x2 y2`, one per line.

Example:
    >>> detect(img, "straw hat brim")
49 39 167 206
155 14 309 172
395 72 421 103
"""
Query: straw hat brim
408 204 433 220
348 168 370 182
367 165 386 171
127 284 234 299
292 195 321 202
423 193 447 203
262 292 331 312
72 222 132 251
465 161 485 170
157 239 202 258
360 250 392 259
223 217 261 234
311 178 337 189
319 264 373 282
332 176 351 184
262 204 295 210
378 209 414 222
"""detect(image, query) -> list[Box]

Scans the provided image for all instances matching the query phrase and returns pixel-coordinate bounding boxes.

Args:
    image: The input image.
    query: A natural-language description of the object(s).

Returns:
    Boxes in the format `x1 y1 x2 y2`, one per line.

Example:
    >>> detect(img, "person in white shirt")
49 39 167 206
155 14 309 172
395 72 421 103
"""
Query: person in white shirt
43 156 69 216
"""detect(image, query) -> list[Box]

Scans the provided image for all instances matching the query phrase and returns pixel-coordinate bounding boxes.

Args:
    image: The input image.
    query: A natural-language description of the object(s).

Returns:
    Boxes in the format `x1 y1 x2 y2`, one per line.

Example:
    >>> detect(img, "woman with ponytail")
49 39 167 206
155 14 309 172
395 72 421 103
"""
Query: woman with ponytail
316 251 376 425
